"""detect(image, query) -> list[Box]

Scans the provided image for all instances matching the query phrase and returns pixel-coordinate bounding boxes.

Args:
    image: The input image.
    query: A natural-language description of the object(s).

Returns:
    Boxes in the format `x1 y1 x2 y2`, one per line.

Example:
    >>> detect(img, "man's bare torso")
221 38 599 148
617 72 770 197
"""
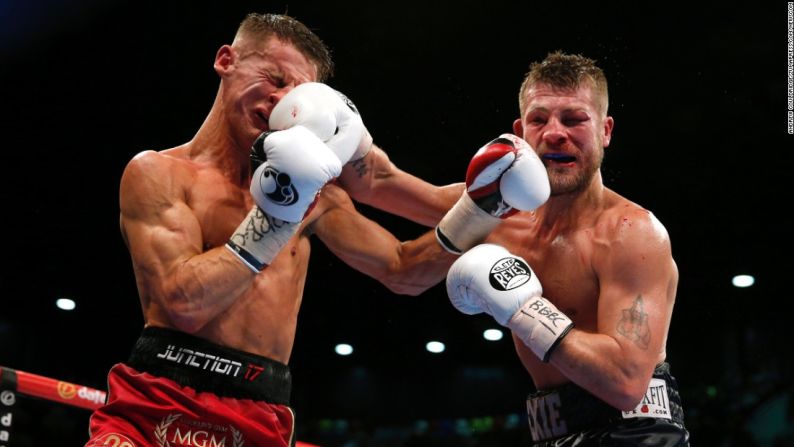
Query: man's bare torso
487 190 647 389
124 146 315 364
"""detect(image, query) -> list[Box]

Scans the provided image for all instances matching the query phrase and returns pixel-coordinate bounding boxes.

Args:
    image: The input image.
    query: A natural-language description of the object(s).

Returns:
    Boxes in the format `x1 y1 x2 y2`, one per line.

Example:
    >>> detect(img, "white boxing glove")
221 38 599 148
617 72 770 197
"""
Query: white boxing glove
269 82 371 164
249 126 341 221
225 126 341 272
446 244 573 362
436 134 549 254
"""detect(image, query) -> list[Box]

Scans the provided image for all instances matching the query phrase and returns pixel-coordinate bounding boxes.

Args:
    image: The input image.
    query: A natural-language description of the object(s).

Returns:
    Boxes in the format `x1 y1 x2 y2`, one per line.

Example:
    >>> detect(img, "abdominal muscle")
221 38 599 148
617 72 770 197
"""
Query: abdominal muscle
143 233 313 365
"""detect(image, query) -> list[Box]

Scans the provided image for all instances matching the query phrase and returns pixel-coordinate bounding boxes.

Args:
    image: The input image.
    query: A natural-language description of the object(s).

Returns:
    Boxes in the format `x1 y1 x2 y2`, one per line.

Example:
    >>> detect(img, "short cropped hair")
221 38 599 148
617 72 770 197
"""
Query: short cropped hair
234 13 334 81
518 51 609 116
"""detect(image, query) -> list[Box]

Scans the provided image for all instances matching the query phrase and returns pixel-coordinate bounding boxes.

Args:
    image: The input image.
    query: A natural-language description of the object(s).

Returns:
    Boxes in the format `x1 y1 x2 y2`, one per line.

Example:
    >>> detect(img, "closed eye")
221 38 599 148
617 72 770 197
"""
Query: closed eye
272 78 286 88
562 117 588 126
264 71 287 88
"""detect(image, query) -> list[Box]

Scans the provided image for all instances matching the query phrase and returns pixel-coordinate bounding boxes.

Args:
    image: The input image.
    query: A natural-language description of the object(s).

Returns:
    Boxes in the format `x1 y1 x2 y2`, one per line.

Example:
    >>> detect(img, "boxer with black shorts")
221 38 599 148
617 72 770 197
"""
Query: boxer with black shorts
85 13 551 446
446 52 690 445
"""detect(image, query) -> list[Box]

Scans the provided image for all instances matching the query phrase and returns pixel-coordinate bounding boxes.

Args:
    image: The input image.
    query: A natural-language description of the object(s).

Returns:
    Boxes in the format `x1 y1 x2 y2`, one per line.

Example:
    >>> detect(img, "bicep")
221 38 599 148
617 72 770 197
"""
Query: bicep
595 215 678 362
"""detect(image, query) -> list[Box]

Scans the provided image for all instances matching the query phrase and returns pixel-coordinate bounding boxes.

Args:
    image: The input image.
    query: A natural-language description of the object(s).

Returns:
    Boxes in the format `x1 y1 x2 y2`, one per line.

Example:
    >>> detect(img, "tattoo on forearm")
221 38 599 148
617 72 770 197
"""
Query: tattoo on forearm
350 158 369 178
617 295 651 349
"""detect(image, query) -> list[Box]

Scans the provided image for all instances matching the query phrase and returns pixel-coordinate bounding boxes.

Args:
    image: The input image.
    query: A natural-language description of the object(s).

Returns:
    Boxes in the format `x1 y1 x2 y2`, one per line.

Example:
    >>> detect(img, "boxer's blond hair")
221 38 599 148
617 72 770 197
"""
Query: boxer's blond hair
233 13 334 82
518 51 609 116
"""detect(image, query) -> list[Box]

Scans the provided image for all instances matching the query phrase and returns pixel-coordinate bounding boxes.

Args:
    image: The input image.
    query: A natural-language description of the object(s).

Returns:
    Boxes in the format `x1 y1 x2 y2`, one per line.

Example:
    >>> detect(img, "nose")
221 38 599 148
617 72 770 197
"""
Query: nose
542 118 567 147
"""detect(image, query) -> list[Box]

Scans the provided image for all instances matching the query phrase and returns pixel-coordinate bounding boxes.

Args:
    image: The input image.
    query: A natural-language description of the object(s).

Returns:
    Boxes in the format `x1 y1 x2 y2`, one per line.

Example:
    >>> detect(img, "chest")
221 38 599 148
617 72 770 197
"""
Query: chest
186 171 254 250
488 220 601 326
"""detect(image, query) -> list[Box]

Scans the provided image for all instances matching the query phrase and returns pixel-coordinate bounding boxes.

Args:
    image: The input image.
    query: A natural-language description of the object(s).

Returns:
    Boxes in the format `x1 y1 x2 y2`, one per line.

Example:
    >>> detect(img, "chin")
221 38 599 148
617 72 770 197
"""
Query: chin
249 127 267 142
549 177 585 196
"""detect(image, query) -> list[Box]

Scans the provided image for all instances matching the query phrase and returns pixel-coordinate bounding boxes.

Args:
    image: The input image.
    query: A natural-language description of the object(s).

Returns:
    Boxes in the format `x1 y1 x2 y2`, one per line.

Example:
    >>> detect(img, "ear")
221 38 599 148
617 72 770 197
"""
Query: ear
602 116 614 148
213 45 235 76
512 118 523 137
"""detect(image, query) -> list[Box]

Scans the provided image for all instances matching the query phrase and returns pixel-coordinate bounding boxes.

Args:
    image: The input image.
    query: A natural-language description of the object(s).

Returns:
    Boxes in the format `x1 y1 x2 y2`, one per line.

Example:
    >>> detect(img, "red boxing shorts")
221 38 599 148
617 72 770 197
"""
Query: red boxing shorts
85 326 295 447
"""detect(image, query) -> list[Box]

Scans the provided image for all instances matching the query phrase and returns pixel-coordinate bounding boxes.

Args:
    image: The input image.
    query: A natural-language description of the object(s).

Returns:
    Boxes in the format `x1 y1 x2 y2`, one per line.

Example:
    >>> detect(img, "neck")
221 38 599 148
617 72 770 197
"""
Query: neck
537 171 606 229
187 89 250 185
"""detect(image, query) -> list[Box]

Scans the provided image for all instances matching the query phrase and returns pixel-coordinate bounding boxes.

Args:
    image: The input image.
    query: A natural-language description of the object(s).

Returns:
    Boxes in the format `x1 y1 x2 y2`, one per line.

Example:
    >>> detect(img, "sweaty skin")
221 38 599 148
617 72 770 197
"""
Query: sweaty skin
119 37 456 365
486 83 678 411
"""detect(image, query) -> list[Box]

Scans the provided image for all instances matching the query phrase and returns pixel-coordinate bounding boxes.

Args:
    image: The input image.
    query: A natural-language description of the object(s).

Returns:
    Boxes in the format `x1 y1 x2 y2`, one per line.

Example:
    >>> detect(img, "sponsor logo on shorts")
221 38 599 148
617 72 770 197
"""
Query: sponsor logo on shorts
154 413 244 447
87 433 137 447
155 344 265 383
157 344 243 377
621 378 672 420
489 257 531 290
526 392 568 441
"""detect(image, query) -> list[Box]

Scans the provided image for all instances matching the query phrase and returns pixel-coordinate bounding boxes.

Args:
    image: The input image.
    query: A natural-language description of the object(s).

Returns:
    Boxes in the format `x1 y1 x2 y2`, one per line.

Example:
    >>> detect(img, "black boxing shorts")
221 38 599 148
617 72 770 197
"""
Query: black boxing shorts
525 363 689 446
85 326 295 447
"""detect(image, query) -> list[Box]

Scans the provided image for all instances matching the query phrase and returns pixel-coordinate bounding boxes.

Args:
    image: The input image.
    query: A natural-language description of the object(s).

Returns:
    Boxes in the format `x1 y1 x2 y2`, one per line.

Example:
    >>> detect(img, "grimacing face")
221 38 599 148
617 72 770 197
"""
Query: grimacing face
215 37 318 148
514 82 613 196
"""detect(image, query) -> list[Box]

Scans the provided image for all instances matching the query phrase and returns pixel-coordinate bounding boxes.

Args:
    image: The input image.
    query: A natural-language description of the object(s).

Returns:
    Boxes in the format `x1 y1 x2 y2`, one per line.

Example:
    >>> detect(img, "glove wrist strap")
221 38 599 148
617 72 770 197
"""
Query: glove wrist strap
435 193 500 254
507 297 574 362
226 206 300 272
349 128 373 162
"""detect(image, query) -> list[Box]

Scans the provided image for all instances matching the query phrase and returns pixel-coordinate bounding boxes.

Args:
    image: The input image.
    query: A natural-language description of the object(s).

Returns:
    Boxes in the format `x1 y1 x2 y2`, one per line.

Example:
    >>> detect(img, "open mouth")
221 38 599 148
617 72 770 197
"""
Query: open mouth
542 153 576 164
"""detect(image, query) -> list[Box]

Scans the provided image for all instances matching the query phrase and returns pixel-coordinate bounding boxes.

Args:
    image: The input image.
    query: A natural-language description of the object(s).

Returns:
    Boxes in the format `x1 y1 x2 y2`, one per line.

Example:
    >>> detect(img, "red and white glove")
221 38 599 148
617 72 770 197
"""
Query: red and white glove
269 82 372 164
436 134 549 254
446 244 573 362
226 126 341 272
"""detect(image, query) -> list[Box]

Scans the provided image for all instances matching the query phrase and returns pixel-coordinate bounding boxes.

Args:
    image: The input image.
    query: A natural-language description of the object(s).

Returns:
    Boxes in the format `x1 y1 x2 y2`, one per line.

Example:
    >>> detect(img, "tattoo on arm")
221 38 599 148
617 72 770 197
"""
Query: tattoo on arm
617 295 651 349
350 158 369 178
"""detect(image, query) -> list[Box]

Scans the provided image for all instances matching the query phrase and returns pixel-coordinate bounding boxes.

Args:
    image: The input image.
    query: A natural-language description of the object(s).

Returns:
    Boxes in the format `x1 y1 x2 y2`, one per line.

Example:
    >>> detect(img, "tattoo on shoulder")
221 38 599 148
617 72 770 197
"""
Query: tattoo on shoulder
350 158 369 178
617 295 651 349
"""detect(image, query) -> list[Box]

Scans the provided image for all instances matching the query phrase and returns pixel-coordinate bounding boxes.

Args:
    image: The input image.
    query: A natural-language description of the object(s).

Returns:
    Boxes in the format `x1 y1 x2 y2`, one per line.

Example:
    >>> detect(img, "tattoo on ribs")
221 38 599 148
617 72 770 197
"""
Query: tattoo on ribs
617 295 651 349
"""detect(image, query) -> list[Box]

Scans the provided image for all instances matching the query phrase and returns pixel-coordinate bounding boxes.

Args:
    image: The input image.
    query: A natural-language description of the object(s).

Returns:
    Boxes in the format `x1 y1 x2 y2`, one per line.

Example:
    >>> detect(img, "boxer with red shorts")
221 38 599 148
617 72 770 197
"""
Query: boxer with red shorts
86 12 550 447
88 327 295 446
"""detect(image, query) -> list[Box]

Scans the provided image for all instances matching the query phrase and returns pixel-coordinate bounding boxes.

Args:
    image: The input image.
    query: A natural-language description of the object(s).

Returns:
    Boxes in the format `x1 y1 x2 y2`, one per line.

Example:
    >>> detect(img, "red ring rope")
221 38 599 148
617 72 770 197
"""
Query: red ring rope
0 366 320 446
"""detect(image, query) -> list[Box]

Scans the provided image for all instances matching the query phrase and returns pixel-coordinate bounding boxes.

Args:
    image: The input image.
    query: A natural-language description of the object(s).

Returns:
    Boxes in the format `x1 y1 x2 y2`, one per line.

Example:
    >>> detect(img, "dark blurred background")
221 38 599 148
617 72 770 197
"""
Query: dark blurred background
1 1 792 445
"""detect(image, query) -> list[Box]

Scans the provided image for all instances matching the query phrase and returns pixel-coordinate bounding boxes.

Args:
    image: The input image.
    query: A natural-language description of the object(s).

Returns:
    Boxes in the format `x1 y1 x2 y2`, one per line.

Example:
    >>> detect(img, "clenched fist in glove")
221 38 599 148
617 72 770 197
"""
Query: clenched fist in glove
269 82 372 164
226 126 341 272
436 134 549 254
446 243 573 362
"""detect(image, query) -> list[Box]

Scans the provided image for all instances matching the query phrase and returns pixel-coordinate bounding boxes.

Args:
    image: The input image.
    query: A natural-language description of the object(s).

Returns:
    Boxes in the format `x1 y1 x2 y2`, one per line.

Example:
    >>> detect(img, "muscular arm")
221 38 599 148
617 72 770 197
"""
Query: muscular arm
120 152 255 334
338 145 464 227
541 211 678 410
310 183 457 295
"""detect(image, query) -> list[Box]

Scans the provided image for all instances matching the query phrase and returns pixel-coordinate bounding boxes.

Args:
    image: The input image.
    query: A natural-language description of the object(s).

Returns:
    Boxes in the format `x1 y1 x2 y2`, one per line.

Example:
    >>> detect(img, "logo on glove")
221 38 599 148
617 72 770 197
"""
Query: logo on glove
258 166 299 206
334 90 360 115
489 257 531 291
